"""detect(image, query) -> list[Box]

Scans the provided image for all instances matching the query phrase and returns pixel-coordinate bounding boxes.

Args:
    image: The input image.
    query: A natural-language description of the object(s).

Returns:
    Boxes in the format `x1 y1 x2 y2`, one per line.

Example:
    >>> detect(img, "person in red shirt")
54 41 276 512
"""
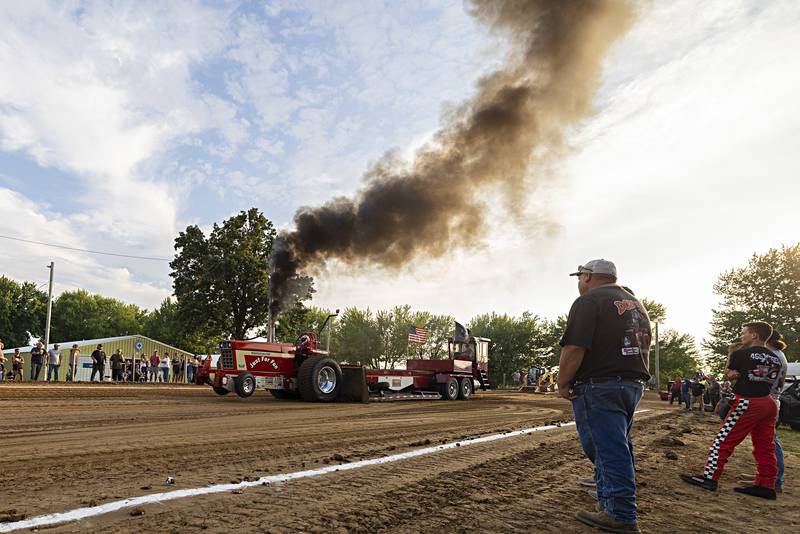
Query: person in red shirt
681 321 782 499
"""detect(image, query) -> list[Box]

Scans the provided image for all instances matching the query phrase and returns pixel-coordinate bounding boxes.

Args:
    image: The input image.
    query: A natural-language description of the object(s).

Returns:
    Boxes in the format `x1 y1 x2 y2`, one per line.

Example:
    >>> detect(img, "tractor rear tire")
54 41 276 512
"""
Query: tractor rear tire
298 357 342 402
234 372 256 398
458 377 472 400
440 377 459 400
212 386 230 396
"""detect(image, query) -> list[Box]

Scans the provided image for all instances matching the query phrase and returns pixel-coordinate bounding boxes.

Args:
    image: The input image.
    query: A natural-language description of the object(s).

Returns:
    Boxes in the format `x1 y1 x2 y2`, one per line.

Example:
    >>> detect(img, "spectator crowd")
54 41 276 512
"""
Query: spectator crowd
0 336 206 385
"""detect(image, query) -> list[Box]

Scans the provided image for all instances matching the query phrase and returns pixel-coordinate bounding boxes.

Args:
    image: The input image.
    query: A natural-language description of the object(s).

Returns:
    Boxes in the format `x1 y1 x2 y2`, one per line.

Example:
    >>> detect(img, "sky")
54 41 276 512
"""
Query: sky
1 0 798 350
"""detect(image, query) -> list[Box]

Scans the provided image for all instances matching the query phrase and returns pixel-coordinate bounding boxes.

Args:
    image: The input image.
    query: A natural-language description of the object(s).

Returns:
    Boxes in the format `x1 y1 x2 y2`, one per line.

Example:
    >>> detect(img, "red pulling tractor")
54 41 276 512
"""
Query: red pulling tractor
196 331 491 402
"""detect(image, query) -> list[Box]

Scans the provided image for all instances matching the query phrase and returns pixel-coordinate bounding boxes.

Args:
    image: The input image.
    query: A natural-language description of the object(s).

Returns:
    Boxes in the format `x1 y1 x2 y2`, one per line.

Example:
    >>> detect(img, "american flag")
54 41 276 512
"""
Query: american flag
407 325 428 344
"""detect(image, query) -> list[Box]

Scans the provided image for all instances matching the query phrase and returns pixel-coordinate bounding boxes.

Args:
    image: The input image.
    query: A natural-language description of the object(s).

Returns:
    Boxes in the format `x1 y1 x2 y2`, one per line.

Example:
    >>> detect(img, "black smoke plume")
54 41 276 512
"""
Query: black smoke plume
270 0 633 316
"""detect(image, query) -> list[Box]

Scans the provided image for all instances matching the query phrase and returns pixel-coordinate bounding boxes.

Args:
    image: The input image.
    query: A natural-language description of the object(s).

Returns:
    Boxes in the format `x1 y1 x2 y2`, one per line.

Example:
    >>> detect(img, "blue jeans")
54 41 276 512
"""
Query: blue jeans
775 431 784 490
572 380 643 524
47 364 60 381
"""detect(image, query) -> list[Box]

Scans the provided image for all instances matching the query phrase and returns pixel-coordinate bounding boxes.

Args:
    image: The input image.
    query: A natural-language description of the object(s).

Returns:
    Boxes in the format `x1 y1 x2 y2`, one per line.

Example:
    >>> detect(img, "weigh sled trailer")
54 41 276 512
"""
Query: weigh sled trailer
195 331 491 402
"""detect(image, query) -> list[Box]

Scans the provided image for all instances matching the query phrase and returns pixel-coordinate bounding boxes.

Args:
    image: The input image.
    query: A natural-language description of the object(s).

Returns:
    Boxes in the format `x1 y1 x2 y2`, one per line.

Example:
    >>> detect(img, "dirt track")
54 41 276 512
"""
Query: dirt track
0 384 797 532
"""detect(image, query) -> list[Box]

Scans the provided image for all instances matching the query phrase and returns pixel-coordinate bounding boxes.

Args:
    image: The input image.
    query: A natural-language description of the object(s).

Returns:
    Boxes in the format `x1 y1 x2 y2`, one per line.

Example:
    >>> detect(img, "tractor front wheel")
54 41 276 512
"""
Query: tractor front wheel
235 372 256 398
298 357 343 402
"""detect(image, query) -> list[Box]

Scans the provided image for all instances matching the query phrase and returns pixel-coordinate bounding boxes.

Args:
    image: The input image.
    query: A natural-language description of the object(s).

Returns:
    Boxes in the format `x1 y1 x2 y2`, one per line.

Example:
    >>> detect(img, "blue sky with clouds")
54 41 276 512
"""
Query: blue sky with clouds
1 1 799 346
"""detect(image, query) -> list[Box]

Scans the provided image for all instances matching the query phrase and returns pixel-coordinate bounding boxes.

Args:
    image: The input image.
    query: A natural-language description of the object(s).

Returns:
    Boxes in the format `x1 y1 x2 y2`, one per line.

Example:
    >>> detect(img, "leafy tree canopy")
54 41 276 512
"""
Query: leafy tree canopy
704 244 800 368
653 329 703 385
0 276 47 347
51 289 146 342
469 311 554 385
170 208 306 340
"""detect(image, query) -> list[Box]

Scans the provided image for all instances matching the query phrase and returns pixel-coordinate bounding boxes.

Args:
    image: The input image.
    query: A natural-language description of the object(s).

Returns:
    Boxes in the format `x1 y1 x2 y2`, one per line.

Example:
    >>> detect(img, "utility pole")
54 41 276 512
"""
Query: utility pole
654 322 660 391
44 261 55 349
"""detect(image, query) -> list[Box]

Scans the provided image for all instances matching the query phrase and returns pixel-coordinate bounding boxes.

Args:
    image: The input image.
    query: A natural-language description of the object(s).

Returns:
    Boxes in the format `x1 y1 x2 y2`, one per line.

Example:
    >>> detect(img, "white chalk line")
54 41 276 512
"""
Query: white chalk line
0 409 651 532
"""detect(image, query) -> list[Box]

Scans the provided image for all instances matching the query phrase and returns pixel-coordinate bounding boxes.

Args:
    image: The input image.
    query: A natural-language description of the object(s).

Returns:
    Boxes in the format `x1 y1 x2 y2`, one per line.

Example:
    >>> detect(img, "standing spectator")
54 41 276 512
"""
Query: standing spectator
669 378 682 405
30 341 45 381
47 343 62 382
512 369 521 386
160 352 171 383
138 354 148 382
706 376 721 411
0 351 5 381
172 354 181 383
689 377 706 412
90 344 107 382
188 355 198 383
67 344 80 382
764 331 788 493
110 349 124 382
681 321 782 499
148 350 160 382
557 259 650 532
680 378 691 411
159 352 170 384
12 349 23 381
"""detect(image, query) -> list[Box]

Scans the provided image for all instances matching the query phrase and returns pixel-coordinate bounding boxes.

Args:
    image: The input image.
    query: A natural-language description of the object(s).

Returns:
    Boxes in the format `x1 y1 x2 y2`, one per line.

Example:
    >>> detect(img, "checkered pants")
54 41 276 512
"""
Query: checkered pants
703 395 778 488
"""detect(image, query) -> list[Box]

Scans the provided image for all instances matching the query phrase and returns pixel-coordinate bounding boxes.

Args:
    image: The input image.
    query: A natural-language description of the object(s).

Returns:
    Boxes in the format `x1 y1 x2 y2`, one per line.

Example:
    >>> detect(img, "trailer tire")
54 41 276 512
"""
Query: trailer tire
212 386 230 396
234 372 256 398
298 357 342 402
458 377 472 400
440 377 459 401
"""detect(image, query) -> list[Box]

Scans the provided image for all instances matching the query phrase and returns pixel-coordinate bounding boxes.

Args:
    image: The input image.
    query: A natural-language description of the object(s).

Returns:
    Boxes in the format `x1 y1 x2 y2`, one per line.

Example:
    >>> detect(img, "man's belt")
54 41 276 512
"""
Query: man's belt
574 376 645 385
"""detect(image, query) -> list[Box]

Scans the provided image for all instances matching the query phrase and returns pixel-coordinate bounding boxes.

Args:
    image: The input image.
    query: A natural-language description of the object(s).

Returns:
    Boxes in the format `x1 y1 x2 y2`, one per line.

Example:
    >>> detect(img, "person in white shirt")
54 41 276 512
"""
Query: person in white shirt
47 344 62 382
160 352 171 383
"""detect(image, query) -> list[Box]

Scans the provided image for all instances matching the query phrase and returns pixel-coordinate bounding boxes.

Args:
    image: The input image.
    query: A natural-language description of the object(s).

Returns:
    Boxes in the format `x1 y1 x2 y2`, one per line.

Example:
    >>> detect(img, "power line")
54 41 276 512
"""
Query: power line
0 234 172 262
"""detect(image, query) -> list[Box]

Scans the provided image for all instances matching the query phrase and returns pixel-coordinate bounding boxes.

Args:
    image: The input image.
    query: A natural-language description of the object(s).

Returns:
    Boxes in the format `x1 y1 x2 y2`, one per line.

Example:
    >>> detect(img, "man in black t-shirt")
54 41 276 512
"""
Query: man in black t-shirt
90 344 107 382
29 341 45 381
681 321 781 500
557 259 650 533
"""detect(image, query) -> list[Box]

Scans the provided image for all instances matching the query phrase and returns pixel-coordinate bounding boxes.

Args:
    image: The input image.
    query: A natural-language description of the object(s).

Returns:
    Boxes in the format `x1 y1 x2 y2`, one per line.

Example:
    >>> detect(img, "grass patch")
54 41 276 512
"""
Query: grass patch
777 427 800 455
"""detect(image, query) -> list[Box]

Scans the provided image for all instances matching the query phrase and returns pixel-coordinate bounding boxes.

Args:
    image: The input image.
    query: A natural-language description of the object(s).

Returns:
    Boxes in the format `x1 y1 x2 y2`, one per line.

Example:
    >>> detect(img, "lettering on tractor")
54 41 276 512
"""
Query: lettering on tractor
195 321 492 402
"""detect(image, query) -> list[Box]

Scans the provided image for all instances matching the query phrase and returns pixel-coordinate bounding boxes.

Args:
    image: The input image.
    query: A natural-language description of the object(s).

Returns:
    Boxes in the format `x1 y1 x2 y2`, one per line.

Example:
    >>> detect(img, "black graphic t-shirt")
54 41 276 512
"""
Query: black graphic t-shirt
728 347 782 397
560 285 652 382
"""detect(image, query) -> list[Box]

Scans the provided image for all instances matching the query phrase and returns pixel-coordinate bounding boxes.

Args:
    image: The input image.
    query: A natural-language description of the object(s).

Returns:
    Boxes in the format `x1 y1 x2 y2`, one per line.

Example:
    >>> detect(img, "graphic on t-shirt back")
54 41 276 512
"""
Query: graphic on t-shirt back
747 352 781 384
615 300 651 358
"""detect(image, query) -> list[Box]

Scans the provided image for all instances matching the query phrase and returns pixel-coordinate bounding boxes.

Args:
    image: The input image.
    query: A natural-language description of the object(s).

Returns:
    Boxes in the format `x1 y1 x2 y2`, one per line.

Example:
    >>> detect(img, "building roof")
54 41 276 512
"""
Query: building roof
2 334 193 356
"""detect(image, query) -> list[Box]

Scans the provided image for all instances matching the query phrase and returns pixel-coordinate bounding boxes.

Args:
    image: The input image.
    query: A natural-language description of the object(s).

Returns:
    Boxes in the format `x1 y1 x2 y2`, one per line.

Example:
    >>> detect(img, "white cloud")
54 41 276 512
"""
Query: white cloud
0 187 170 308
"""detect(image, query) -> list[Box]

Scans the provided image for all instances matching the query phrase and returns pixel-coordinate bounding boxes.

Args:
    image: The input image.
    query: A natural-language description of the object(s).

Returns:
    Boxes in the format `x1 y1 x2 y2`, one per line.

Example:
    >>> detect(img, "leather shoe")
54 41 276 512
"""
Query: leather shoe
575 510 640 533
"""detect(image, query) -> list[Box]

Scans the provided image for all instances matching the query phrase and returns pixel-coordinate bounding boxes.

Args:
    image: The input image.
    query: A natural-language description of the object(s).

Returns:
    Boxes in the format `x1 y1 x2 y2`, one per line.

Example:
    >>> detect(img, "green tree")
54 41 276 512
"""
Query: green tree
331 307 380 366
170 208 301 340
653 329 702 385
540 314 568 369
469 311 551 386
704 244 800 369
0 276 47 347
143 298 220 355
275 305 334 344
50 290 146 341
641 298 666 324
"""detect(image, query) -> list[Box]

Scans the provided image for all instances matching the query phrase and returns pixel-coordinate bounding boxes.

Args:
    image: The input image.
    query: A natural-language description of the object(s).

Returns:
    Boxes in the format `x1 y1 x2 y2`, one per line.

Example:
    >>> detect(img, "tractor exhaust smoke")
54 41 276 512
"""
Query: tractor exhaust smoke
270 0 633 315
